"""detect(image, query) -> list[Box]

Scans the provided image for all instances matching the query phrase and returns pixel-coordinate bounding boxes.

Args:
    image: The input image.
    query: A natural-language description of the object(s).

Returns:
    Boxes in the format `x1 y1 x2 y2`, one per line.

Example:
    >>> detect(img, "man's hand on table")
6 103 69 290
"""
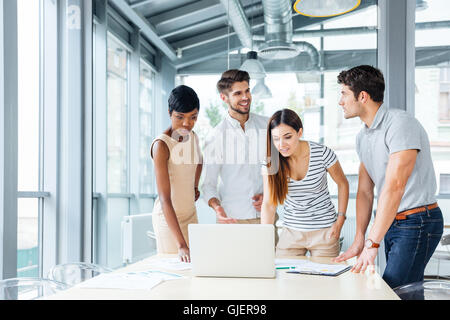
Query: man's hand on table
333 237 364 263
350 247 377 274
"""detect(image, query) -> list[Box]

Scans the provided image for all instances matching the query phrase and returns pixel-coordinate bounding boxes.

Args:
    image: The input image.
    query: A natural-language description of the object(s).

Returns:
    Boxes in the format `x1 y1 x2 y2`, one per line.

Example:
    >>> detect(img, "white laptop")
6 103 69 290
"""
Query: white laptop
188 224 275 278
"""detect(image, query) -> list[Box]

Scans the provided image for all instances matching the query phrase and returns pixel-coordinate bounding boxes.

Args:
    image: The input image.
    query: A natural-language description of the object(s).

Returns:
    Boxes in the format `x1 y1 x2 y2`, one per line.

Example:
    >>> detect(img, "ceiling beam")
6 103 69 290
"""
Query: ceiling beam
129 0 160 9
159 2 263 39
175 35 243 69
109 0 177 61
148 0 222 30
172 16 264 51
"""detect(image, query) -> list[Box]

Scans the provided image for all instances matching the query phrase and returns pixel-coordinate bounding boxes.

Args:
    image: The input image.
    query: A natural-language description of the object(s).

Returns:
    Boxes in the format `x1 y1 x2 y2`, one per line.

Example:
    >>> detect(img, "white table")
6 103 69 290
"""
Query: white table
46 254 400 300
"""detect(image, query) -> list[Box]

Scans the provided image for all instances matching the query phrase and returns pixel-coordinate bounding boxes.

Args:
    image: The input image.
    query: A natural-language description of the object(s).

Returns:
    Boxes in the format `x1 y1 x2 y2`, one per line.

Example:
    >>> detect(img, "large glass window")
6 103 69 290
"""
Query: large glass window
414 0 450 276
17 0 41 277
139 60 155 195
415 0 450 192
107 35 129 193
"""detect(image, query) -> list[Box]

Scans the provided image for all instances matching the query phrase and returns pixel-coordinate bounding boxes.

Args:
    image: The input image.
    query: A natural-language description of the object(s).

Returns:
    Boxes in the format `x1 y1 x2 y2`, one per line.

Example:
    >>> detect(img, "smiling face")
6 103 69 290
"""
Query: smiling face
169 108 199 136
271 123 303 158
220 81 252 115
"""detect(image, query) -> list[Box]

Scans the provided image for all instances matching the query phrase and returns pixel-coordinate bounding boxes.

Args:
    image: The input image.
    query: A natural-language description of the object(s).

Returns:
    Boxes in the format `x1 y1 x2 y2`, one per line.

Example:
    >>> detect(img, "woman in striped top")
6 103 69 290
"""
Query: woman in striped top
261 109 349 257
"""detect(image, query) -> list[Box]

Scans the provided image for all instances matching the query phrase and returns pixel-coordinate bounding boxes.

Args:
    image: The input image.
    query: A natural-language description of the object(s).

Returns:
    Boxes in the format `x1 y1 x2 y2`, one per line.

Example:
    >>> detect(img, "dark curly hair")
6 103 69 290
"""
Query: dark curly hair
337 65 385 102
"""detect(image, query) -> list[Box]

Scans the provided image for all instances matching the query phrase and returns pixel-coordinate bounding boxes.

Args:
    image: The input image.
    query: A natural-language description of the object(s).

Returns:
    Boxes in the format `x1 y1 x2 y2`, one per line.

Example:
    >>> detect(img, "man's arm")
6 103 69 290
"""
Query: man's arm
366 149 418 244
351 149 418 273
334 162 374 262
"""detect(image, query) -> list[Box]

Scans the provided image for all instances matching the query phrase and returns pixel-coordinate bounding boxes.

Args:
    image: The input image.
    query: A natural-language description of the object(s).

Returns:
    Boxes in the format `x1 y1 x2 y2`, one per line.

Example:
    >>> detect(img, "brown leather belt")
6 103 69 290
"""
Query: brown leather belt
395 202 438 220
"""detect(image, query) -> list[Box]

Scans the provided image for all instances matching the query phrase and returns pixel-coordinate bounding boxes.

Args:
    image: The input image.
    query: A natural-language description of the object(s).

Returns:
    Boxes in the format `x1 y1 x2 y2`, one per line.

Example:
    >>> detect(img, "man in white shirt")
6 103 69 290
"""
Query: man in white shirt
202 69 269 224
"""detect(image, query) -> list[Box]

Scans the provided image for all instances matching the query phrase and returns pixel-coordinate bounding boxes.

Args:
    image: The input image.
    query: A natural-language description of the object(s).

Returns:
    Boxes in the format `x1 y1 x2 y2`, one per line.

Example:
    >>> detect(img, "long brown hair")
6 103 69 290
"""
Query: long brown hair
265 109 303 206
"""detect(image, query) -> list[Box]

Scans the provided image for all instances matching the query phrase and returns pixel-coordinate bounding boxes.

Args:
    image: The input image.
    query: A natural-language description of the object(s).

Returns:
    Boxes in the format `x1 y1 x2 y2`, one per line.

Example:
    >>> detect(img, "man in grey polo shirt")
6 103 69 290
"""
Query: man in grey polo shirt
334 65 443 289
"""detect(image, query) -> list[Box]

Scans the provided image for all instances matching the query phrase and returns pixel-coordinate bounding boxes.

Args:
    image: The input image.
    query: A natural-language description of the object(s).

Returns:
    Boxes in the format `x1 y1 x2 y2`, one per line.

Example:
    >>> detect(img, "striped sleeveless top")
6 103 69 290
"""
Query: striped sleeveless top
282 141 338 231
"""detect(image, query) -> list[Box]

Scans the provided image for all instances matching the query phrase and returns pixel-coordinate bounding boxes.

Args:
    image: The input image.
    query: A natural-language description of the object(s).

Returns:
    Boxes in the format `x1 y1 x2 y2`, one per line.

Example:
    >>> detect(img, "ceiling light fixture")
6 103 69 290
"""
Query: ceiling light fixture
239 0 266 78
252 78 272 99
293 0 361 18
240 50 266 79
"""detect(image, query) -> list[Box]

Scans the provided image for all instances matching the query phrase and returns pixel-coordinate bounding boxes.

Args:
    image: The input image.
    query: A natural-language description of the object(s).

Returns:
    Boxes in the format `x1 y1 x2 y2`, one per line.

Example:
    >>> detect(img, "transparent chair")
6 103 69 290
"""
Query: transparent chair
432 234 450 279
393 280 450 300
0 278 69 300
47 263 113 287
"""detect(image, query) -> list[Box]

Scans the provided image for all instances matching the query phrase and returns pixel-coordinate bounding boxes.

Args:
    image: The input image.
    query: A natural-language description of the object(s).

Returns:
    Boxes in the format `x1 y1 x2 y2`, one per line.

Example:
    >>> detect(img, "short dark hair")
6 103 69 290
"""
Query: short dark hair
168 85 200 114
216 69 250 94
337 65 385 102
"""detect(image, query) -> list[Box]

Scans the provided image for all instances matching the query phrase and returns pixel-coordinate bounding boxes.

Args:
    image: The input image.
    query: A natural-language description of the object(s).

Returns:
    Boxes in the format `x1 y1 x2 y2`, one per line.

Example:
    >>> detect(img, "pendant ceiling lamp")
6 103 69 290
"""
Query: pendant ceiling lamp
293 0 361 18
240 51 266 79
239 0 266 79
252 78 272 99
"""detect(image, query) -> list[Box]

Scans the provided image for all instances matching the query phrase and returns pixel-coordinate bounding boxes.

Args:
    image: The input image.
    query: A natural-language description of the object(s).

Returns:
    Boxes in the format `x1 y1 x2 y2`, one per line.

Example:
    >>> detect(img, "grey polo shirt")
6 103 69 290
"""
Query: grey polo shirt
356 104 437 212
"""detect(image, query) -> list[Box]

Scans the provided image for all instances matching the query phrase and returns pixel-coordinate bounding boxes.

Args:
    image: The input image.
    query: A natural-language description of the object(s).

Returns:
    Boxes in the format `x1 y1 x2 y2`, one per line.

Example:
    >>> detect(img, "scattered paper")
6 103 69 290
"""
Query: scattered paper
276 258 350 275
77 270 182 290
146 257 192 271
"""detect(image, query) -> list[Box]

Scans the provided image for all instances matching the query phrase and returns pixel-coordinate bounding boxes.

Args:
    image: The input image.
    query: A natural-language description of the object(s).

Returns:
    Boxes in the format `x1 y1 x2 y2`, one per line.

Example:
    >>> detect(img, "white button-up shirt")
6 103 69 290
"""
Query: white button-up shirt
201 112 269 219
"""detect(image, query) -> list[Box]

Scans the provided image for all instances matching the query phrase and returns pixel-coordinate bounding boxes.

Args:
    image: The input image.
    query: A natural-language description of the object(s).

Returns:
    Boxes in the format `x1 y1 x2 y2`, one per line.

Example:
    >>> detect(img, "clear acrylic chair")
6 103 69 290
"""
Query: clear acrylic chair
432 234 450 279
47 262 113 287
0 278 69 300
393 280 450 300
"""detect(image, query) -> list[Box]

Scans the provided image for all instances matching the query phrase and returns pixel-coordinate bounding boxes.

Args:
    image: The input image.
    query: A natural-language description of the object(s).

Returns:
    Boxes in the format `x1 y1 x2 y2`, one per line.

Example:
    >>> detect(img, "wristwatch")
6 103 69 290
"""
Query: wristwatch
365 239 380 249
337 212 346 219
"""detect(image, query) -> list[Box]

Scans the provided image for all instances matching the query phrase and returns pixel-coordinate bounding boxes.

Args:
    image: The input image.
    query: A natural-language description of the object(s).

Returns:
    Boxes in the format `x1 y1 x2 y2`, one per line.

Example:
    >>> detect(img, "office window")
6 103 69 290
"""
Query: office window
107 35 129 193
17 0 41 277
415 0 450 185
439 68 450 122
139 60 155 195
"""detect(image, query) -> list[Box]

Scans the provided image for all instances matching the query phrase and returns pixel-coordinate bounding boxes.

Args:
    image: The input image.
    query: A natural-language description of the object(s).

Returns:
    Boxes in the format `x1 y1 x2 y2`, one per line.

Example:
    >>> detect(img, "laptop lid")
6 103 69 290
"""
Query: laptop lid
188 224 275 278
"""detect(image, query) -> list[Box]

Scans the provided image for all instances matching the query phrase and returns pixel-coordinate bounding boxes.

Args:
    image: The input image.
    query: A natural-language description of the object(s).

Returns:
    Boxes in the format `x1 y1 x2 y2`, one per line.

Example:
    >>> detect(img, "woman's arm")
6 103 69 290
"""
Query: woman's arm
327 160 349 237
194 163 202 201
261 173 277 224
152 140 190 261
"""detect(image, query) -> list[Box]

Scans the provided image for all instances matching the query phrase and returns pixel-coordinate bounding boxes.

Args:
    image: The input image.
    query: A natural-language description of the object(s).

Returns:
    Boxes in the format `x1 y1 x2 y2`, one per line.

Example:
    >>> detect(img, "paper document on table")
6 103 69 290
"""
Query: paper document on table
276 259 351 276
77 270 182 290
147 257 191 271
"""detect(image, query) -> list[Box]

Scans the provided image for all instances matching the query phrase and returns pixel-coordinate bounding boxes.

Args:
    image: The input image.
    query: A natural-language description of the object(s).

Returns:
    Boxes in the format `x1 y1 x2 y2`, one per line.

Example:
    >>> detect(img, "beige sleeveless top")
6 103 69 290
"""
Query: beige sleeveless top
150 130 201 224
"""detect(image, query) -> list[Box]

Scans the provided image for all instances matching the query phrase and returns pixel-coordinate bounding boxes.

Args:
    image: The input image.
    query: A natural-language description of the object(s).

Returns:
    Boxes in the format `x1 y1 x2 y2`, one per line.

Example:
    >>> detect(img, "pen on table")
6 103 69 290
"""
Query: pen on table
276 266 296 270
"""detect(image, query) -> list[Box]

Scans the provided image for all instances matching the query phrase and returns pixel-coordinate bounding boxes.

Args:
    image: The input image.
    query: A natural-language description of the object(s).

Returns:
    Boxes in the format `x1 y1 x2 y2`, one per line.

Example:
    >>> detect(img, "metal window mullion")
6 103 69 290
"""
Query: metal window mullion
1 0 19 280
129 27 140 214
41 0 58 278
83 0 94 264
93 0 108 266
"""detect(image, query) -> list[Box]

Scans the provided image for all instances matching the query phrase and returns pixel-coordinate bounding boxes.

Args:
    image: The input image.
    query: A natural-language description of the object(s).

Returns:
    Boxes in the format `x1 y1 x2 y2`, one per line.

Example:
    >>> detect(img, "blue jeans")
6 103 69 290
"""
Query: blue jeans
382 206 444 289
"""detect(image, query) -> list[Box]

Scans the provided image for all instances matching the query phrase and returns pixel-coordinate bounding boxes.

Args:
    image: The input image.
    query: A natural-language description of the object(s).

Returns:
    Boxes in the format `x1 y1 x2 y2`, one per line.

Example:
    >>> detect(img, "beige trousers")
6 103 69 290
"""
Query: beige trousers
276 226 340 258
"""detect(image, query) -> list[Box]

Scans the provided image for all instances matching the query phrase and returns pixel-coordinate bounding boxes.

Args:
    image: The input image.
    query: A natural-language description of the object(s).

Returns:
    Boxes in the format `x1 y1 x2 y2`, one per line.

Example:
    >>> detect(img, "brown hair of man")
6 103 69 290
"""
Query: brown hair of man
216 69 250 95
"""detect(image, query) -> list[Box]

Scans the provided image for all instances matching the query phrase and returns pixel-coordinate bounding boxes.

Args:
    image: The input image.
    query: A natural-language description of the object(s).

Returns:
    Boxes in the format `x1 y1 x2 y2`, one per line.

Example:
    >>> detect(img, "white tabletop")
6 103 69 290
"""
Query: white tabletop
46 254 400 300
